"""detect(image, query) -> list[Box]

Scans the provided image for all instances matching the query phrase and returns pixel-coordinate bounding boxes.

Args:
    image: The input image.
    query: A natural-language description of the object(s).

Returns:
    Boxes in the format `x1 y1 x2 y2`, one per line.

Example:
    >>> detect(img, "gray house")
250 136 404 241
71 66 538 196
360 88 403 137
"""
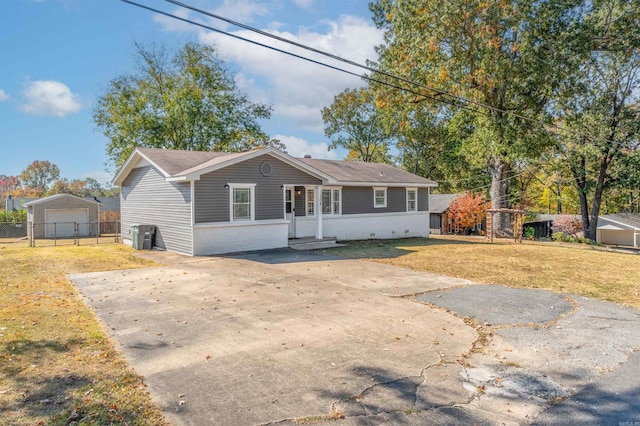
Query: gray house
113 147 437 256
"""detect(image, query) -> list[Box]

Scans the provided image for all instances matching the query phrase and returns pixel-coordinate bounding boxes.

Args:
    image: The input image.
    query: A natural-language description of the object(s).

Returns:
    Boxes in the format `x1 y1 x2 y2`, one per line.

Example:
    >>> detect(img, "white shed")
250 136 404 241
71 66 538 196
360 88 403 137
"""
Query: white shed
597 214 640 248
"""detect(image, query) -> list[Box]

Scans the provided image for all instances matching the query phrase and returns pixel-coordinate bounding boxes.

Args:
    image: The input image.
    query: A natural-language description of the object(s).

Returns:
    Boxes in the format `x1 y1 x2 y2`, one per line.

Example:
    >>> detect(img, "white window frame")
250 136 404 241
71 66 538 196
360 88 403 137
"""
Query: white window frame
322 187 342 215
228 183 256 222
305 187 315 217
373 187 387 208
406 188 418 212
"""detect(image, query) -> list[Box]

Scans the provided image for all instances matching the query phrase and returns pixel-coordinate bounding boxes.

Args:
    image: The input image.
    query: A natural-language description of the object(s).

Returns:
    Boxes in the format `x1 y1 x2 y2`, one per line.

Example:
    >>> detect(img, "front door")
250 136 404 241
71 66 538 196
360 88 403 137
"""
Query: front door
285 189 295 237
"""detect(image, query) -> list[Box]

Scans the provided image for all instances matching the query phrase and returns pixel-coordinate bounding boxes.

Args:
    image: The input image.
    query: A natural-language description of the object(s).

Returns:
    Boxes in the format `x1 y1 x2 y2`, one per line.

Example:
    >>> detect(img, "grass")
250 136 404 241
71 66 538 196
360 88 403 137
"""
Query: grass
0 242 168 426
324 236 640 309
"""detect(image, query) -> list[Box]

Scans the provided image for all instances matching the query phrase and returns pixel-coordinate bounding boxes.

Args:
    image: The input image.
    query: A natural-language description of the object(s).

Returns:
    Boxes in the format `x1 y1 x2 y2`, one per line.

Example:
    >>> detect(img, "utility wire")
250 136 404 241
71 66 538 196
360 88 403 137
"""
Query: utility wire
119 0 486 117
162 0 630 149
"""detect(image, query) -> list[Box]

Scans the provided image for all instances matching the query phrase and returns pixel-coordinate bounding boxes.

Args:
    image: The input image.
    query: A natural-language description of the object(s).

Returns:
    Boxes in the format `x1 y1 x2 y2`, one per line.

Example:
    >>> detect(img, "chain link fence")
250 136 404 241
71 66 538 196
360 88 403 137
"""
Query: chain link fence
1 221 121 247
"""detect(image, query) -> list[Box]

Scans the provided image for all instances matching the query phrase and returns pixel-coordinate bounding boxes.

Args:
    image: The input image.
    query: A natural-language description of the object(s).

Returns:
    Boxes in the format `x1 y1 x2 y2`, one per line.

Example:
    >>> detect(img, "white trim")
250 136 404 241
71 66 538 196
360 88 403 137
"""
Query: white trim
335 181 437 188
315 185 323 239
373 187 387 208
112 149 172 185
24 193 100 207
406 187 418 212
305 186 316 217
597 217 640 231
228 183 256 222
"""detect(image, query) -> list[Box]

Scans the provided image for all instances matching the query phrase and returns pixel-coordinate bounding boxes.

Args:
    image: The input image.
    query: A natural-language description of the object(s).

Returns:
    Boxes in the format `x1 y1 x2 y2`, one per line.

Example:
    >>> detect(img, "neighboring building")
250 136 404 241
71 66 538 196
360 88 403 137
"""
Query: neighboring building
597 214 640 248
24 194 101 239
5 196 38 211
113 147 437 256
429 193 458 235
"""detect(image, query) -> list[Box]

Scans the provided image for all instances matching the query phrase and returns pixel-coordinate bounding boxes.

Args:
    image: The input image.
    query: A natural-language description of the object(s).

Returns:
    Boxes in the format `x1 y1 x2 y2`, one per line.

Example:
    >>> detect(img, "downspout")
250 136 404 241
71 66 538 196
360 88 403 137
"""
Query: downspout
190 180 195 256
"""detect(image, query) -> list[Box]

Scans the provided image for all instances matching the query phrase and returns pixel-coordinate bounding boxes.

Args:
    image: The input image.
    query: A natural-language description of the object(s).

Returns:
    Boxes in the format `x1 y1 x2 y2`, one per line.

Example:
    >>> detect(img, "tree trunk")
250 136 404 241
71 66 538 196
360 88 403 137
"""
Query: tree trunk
489 158 511 236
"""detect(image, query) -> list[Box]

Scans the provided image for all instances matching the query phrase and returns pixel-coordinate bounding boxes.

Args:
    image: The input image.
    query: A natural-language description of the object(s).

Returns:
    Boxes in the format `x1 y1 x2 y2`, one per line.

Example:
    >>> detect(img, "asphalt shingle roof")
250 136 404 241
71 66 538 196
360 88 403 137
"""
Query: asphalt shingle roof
135 147 436 186
429 193 459 213
299 158 436 185
601 213 640 229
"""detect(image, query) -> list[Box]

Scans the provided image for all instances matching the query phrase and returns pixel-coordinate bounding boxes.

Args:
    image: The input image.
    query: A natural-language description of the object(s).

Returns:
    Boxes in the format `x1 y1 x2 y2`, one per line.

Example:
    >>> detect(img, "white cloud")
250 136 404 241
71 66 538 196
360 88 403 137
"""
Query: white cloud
21 80 82 117
0 89 10 102
201 15 384 132
276 134 338 160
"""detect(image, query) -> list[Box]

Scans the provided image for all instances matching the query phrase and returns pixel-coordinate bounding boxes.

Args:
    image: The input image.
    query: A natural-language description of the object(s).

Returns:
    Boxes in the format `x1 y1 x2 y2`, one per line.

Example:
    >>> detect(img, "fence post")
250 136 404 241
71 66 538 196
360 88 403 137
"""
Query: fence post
75 222 79 246
54 222 57 246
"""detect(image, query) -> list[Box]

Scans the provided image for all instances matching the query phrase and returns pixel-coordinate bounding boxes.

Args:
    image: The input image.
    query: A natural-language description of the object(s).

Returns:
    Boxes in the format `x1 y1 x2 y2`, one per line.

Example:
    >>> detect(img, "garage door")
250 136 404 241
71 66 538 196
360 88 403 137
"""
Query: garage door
599 229 634 246
45 209 89 238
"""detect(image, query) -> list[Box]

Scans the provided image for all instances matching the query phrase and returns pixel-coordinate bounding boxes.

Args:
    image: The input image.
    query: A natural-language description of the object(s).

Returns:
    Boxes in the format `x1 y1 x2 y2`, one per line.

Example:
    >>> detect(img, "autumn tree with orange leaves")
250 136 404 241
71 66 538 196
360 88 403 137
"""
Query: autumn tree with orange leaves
448 192 489 235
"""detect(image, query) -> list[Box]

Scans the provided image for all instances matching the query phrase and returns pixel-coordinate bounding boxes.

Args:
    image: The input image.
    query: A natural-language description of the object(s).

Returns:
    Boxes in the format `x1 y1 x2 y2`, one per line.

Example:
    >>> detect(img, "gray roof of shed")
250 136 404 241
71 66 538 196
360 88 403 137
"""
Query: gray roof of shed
429 193 459 213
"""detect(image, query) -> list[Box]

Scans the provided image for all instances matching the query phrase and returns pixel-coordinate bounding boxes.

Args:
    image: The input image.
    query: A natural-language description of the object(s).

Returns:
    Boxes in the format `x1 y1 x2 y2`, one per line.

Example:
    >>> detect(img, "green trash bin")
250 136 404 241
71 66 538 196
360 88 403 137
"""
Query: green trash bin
131 224 140 249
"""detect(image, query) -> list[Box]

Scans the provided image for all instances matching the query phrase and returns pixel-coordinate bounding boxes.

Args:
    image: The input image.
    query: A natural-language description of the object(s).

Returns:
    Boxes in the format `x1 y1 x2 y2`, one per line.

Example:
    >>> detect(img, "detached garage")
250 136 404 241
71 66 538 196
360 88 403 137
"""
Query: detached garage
25 194 100 239
597 214 640 248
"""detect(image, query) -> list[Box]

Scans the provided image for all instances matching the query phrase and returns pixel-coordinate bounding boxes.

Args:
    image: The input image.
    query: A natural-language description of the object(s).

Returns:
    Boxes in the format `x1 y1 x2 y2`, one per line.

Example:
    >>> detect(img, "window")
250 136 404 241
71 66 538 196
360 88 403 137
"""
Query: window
322 188 341 215
306 188 315 216
373 187 387 208
406 188 417 212
229 184 255 221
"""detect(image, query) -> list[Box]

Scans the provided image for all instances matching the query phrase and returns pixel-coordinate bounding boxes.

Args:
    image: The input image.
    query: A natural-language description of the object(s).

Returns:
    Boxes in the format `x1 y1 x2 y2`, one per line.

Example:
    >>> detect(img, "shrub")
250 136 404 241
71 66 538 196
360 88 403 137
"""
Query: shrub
0 209 26 223
524 226 535 240
552 215 583 236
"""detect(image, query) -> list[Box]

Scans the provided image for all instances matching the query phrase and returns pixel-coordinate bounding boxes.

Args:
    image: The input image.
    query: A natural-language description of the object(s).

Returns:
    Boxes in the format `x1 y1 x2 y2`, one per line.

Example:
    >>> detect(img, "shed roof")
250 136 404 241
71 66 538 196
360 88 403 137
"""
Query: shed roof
429 193 459 213
23 193 101 207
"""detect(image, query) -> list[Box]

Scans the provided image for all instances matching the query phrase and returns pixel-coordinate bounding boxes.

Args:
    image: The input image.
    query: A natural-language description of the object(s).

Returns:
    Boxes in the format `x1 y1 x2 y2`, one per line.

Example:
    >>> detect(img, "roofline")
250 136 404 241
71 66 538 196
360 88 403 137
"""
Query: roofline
178 147 334 183
112 148 172 186
599 215 640 230
337 181 437 188
23 193 101 206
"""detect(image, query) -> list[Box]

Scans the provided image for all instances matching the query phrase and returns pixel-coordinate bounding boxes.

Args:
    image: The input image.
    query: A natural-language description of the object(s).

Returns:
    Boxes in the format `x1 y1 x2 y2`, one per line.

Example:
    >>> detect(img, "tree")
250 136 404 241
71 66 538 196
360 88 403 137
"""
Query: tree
554 0 640 240
448 192 489 235
0 175 20 201
322 88 394 162
19 160 60 195
370 0 580 234
94 42 283 169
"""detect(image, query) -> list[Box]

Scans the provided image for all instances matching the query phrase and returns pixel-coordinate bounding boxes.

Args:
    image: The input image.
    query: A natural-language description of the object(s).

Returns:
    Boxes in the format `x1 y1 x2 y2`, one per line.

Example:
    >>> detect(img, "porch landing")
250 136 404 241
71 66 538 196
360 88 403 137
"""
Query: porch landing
288 237 345 250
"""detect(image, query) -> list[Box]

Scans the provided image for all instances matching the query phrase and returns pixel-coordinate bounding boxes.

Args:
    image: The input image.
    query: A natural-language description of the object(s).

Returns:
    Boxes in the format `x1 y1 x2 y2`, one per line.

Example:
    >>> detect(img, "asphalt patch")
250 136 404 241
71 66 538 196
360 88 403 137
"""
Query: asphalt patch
417 285 573 325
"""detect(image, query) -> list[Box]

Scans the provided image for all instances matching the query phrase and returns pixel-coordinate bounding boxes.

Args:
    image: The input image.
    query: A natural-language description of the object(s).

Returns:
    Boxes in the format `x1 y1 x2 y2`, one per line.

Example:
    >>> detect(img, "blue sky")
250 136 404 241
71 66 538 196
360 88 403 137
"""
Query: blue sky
0 0 382 185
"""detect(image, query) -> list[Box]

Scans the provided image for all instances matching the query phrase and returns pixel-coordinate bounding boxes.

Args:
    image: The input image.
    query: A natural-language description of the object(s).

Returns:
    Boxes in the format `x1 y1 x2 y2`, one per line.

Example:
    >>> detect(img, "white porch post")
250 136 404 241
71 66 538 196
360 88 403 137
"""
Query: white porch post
315 185 323 239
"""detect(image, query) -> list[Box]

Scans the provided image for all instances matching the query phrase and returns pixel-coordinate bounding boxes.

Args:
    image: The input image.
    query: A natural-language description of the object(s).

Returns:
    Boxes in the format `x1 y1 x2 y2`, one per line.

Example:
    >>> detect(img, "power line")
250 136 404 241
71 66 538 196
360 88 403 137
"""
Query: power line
161 0 630 150
119 0 488 118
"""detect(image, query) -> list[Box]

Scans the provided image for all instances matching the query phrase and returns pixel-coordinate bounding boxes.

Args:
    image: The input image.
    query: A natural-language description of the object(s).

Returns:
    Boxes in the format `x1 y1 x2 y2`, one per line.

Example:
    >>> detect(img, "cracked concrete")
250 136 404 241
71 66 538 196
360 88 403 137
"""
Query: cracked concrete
69 249 640 425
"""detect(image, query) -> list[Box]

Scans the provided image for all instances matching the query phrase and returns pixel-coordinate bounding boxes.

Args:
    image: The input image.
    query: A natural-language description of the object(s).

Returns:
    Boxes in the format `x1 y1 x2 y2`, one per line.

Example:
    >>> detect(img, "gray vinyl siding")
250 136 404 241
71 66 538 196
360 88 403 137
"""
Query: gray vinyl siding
342 187 406 214
194 154 322 223
121 166 193 255
418 188 429 212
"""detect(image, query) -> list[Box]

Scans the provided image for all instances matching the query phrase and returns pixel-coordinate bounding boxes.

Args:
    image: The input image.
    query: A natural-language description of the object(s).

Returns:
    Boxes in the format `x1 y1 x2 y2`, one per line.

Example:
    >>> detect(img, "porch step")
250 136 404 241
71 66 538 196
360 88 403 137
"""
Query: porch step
288 237 345 250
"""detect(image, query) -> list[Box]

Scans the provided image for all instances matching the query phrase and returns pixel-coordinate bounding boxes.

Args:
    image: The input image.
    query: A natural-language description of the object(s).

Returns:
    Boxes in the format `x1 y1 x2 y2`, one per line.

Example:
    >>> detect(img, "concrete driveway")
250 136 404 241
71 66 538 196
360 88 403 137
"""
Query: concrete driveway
69 249 640 425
